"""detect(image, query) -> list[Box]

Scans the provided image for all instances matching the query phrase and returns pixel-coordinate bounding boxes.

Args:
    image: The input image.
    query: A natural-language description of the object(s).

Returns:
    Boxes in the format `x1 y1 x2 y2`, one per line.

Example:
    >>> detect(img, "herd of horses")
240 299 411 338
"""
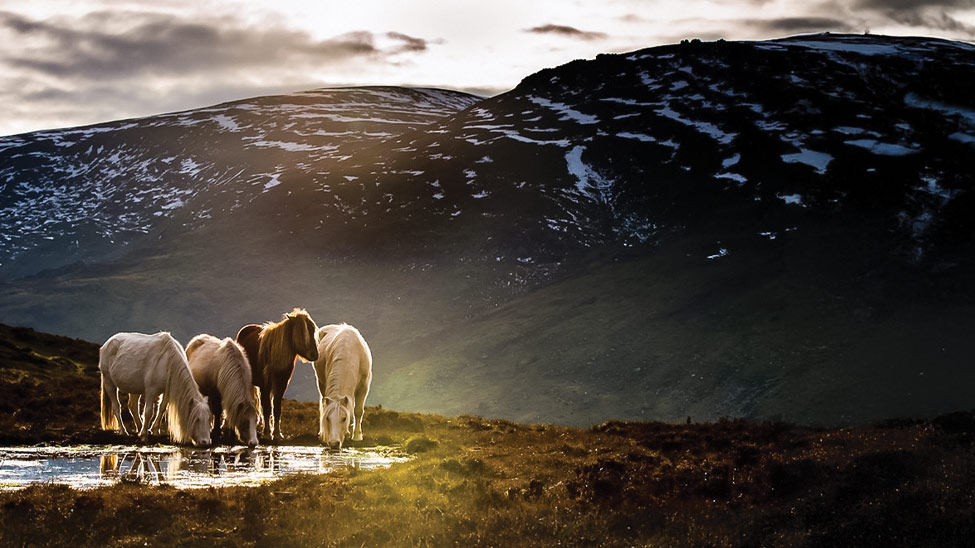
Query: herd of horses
98 308 373 449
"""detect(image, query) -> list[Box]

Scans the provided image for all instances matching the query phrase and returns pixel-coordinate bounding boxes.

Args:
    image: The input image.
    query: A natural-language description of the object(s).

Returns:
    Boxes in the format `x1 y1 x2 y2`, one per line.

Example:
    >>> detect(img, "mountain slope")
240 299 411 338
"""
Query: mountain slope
1 34 973 425
0 87 480 279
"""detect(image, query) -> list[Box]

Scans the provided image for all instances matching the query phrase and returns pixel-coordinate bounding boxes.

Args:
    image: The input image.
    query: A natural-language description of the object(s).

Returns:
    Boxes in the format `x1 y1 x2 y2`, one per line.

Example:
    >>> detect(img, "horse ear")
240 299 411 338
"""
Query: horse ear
343 395 353 409
325 397 335 406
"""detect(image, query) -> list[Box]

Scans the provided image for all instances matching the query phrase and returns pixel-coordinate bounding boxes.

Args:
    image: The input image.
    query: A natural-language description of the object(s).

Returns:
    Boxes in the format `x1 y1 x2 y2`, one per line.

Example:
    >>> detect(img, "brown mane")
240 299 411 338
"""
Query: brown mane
235 307 319 440
257 307 317 378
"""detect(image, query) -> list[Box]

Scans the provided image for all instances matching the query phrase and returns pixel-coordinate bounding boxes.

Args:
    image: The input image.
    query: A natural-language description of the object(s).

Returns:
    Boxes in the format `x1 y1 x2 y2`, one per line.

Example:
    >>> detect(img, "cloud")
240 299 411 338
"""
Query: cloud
886 10 975 34
754 17 859 32
845 0 975 37
854 0 975 9
0 9 436 135
385 31 430 53
525 24 608 40
742 16 860 34
0 10 428 80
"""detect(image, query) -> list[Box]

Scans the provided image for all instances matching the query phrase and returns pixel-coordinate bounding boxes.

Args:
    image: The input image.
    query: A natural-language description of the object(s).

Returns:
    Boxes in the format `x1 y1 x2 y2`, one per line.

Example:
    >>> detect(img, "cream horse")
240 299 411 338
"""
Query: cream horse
99 332 212 446
186 334 259 446
312 324 373 449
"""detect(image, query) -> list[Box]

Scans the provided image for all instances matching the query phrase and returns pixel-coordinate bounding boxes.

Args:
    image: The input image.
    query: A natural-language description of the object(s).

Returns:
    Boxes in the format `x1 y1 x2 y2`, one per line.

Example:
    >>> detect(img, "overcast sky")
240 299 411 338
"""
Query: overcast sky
1 0 973 136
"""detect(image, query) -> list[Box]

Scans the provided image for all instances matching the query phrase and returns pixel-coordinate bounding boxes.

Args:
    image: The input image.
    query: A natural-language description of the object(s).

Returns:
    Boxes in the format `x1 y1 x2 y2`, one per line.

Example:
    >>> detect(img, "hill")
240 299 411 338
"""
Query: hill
1 34 974 425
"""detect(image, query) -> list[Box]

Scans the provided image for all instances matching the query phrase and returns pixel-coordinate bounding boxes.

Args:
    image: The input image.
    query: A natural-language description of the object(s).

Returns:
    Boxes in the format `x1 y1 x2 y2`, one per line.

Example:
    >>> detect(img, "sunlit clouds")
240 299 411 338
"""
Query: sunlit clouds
0 0 973 136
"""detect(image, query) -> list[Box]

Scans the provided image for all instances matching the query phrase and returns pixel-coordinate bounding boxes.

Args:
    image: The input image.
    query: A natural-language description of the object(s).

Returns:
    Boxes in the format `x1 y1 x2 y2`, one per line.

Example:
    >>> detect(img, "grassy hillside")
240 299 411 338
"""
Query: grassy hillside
2 324 975 547
2 218 973 428
0 323 101 444
369 224 975 426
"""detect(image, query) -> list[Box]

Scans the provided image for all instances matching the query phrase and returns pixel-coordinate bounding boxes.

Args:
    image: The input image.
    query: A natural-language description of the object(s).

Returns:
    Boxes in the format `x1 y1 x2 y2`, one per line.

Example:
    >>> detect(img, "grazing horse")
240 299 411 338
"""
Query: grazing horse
186 334 260 447
312 324 373 449
99 332 212 446
236 308 319 441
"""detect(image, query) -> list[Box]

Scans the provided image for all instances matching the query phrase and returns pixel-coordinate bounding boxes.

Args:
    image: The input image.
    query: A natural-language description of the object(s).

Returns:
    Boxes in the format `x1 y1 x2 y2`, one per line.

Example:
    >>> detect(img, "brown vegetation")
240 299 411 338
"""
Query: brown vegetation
3 323 975 546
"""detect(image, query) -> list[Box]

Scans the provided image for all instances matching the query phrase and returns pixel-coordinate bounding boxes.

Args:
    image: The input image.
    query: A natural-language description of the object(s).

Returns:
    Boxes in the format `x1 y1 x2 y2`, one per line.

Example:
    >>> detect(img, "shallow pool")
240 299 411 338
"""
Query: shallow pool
0 445 407 490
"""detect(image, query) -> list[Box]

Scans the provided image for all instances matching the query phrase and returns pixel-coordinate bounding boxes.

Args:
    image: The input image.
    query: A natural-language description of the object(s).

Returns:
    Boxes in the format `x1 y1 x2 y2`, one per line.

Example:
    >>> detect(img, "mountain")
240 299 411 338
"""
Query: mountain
1 33 974 425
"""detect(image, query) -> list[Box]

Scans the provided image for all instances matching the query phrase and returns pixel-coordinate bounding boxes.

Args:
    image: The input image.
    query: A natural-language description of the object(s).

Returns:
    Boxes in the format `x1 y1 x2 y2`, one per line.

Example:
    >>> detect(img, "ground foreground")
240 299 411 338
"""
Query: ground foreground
2 323 975 547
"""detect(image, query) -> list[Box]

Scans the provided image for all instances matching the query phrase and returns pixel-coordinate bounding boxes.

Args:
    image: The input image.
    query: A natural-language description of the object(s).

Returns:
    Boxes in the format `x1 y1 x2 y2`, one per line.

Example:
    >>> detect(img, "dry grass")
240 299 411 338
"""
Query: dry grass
3 323 975 546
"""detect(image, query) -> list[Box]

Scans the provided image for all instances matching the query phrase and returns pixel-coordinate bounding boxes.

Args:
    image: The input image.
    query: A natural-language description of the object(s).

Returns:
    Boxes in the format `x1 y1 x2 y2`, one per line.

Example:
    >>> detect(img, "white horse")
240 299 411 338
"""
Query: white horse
311 324 373 449
99 332 212 446
186 334 259 447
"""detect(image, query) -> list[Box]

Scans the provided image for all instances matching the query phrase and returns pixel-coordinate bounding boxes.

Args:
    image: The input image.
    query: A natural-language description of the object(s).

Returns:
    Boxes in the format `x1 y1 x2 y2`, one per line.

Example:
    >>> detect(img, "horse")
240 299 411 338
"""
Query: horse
311 323 373 449
99 332 212 447
236 308 319 441
185 334 259 447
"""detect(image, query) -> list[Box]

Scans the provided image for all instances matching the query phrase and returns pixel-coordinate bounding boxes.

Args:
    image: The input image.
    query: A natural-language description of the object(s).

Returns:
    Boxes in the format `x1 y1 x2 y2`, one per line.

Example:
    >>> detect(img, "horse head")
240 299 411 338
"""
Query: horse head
320 395 354 449
189 398 213 447
235 401 259 447
286 309 319 362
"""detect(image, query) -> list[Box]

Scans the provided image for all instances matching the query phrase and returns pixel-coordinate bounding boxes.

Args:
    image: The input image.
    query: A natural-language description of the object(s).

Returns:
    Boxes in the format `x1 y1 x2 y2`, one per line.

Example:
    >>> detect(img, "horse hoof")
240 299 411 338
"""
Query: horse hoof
353 434 363 441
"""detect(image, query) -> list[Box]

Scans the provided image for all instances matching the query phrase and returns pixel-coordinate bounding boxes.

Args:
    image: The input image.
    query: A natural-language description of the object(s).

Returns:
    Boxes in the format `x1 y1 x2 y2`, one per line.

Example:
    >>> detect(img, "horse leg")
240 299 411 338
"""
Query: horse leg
252 386 264 431
259 386 272 439
138 392 157 442
148 392 169 436
208 393 223 442
127 394 143 433
105 379 129 435
271 384 286 442
352 386 368 442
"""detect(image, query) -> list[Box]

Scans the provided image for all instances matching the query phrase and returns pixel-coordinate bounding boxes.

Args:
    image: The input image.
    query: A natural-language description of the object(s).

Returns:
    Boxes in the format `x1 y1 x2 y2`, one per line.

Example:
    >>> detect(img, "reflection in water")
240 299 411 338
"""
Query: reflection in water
0 445 407 490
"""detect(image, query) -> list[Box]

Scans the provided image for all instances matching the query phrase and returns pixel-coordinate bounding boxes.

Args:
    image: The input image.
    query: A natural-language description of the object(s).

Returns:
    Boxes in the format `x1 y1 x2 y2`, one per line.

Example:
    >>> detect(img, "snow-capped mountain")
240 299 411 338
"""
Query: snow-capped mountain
0 87 479 278
1 34 973 425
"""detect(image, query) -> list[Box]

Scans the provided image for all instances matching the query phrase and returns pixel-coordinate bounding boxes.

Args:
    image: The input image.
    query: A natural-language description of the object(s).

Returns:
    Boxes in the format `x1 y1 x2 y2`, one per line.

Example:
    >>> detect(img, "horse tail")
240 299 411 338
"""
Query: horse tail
98 338 120 431
100 374 117 430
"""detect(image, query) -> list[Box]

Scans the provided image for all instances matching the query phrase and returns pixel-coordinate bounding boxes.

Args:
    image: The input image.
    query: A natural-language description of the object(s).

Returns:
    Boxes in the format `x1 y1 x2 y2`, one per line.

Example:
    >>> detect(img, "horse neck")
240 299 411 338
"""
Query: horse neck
217 351 253 426
165 351 203 436
260 319 297 365
325 353 359 398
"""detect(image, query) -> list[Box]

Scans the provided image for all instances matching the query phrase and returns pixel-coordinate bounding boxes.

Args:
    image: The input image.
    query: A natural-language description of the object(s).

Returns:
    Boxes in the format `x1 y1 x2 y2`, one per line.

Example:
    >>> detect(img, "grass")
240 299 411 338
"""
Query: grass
3 322 975 546
4 409 975 547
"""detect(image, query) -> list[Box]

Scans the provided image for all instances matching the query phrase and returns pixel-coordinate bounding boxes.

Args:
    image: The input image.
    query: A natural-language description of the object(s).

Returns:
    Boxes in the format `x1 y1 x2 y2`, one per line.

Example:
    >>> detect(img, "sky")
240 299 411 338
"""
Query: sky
1 0 973 137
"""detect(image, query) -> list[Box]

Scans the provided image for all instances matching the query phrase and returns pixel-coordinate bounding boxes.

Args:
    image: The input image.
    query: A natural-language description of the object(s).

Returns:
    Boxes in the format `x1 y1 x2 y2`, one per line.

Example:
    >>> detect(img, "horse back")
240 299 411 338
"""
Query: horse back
186 334 221 396
236 324 264 386
318 325 372 397
98 332 183 393
98 334 124 373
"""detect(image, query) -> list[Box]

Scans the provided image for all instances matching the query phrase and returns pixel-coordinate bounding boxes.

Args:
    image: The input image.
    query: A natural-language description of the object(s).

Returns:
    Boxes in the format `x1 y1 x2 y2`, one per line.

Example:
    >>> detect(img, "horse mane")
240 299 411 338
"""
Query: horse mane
161 335 207 445
257 307 317 376
318 324 370 399
215 338 257 430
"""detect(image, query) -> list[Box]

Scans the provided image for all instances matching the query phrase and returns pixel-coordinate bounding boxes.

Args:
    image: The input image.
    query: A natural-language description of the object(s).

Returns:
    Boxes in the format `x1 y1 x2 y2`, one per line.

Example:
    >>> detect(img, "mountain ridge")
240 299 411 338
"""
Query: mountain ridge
1 33 973 425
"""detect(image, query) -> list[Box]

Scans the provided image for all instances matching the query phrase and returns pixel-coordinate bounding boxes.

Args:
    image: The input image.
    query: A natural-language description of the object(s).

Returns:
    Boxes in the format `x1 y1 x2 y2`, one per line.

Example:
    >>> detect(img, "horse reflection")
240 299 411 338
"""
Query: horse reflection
319 452 361 473
166 450 218 479
88 446 400 489
99 452 164 483
226 447 254 470
254 448 279 472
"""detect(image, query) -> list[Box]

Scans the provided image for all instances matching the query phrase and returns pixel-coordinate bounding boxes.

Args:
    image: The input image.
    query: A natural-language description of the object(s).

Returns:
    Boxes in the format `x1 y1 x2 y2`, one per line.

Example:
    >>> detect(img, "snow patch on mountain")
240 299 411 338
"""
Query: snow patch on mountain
565 146 613 201
782 149 833 174
845 139 918 156
528 96 599 125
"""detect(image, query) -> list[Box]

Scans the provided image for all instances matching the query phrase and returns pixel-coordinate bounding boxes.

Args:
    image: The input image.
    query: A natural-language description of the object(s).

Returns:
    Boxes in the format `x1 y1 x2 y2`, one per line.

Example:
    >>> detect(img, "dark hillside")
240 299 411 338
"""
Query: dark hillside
1 35 973 425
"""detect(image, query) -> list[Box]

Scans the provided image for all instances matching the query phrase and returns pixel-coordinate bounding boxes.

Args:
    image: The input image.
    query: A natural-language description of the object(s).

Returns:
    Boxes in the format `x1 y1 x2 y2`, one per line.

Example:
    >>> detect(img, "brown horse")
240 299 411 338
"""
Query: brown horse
236 308 319 441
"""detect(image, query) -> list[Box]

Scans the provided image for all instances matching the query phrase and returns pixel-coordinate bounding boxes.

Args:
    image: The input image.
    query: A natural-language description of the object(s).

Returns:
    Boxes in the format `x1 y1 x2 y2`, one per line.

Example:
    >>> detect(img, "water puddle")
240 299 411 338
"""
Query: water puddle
0 445 408 490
